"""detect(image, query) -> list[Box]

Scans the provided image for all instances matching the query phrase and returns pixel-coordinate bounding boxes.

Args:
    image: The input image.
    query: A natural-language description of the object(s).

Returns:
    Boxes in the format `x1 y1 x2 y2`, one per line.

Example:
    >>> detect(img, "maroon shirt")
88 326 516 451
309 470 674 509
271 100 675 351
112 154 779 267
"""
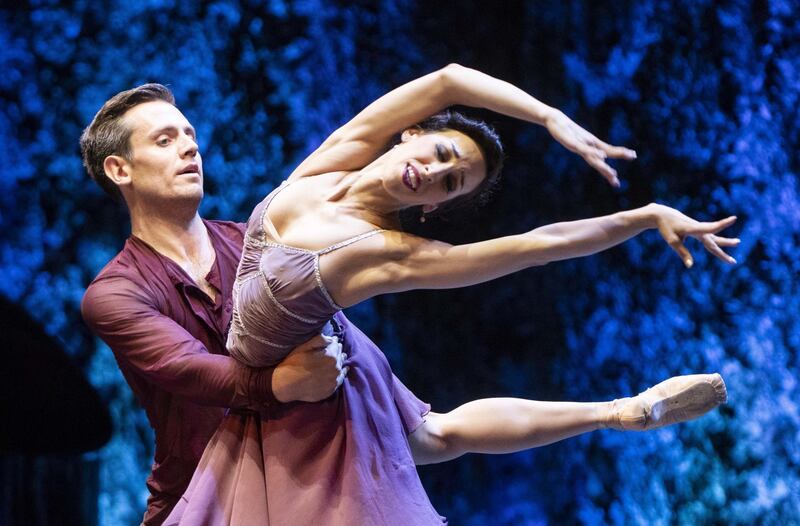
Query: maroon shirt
81 219 277 525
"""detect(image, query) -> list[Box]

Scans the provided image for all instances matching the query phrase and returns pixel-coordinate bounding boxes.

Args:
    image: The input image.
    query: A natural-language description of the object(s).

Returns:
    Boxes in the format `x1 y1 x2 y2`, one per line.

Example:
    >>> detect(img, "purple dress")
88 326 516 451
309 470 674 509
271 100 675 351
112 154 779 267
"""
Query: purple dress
165 181 446 525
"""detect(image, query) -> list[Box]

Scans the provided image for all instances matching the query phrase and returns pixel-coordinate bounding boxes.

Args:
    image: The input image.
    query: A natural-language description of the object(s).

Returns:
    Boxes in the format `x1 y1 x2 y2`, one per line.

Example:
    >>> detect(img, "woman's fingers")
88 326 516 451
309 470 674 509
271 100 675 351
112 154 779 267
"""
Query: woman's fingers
711 234 741 247
583 150 620 186
707 215 737 233
686 216 737 235
659 210 739 267
702 235 737 264
580 140 634 186
666 234 694 268
553 117 636 185
553 116 635 185
663 231 739 267
597 139 637 160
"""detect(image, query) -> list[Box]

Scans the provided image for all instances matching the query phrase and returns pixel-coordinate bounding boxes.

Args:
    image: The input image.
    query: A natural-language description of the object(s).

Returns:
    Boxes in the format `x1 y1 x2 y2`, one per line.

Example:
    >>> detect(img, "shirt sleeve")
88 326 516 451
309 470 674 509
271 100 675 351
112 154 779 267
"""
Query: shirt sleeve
81 275 277 410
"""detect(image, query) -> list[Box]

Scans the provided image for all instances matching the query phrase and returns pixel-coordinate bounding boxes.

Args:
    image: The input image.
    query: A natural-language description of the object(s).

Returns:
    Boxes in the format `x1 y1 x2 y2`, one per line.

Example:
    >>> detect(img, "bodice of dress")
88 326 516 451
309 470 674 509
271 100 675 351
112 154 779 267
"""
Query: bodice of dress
226 181 384 367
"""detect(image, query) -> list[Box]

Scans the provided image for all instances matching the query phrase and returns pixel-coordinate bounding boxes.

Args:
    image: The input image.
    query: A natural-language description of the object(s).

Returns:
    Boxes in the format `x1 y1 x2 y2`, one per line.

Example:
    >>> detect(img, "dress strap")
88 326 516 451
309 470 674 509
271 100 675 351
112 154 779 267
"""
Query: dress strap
248 180 290 245
317 229 386 255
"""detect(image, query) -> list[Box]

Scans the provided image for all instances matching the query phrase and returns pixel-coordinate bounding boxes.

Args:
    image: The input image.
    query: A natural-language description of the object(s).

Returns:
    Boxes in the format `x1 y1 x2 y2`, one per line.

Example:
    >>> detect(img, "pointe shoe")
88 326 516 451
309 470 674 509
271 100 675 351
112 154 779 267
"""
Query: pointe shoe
604 373 727 431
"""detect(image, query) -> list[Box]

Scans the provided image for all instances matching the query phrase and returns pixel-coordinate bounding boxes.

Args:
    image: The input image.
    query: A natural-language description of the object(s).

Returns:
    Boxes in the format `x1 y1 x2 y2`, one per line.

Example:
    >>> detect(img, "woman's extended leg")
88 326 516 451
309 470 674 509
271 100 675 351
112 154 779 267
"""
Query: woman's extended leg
410 373 726 465
411 398 608 464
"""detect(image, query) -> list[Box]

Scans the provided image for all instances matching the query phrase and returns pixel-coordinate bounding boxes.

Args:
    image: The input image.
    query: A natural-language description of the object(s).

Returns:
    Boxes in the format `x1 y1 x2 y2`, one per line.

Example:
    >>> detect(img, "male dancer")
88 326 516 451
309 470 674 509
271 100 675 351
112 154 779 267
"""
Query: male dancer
80 84 347 524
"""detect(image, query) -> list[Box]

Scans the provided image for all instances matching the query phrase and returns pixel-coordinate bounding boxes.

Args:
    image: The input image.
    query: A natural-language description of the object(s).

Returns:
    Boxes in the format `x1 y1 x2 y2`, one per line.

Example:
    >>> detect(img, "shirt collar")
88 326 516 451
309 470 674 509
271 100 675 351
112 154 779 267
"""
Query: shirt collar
128 220 224 293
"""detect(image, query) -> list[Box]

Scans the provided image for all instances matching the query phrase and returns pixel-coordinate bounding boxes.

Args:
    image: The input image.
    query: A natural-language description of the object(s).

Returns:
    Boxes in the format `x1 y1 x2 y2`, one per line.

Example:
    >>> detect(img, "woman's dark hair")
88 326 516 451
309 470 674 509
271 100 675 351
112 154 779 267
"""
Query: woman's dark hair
398 110 504 217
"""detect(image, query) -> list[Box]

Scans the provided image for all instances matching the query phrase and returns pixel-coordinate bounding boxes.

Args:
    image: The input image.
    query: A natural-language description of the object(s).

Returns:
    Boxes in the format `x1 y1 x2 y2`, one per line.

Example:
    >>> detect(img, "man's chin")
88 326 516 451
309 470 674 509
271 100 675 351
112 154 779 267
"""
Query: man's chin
156 187 204 210
179 189 204 205
176 181 204 200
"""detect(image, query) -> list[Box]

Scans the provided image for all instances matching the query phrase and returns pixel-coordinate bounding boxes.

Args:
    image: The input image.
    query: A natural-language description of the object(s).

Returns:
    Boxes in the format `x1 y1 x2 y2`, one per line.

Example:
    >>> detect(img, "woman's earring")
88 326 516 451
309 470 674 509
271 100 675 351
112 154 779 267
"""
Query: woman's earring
419 212 426 223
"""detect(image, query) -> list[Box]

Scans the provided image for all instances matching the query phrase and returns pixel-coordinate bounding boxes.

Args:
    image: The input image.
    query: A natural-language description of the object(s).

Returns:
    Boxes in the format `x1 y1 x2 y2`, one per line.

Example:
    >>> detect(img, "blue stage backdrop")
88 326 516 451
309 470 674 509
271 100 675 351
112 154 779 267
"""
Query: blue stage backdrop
1 1 798 524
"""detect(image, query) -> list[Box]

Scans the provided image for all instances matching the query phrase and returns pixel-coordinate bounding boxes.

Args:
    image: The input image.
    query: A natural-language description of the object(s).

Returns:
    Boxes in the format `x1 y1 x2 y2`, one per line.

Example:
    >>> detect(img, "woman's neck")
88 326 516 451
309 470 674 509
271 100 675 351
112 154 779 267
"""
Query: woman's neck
329 160 404 229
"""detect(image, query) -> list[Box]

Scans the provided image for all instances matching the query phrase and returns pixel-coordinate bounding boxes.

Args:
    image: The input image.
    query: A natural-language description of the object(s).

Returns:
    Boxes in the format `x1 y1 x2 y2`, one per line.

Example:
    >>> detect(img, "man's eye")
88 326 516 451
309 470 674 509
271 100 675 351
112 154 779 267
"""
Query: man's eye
157 138 170 146
436 144 446 161
446 174 454 192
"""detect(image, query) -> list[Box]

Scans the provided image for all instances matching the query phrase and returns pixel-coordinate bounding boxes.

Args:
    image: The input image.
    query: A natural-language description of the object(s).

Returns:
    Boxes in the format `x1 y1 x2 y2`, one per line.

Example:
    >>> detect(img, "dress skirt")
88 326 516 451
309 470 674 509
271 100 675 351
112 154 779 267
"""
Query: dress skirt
164 313 446 525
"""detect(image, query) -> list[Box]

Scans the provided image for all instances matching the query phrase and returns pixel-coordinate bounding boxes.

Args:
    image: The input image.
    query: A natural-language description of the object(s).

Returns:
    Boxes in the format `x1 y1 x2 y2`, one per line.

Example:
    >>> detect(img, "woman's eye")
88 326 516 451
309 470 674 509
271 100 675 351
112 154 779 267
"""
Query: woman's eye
436 144 446 161
446 174 454 192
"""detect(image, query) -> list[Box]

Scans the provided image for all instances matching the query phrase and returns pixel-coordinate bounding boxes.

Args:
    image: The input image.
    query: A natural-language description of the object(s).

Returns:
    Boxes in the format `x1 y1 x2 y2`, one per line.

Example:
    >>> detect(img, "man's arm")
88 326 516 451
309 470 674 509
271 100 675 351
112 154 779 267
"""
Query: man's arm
81 276 343 409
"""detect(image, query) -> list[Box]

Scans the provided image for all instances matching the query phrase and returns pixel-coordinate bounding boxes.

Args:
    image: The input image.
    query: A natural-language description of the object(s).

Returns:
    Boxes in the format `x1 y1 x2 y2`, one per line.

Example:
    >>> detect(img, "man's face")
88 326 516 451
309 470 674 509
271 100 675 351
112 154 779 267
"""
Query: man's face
121 100 203 206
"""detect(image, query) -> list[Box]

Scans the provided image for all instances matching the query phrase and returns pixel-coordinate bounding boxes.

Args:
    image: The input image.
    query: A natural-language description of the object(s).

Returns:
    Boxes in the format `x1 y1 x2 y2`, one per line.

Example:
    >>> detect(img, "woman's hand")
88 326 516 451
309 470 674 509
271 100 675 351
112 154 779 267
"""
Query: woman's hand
648 203 739 268
544 109 637 187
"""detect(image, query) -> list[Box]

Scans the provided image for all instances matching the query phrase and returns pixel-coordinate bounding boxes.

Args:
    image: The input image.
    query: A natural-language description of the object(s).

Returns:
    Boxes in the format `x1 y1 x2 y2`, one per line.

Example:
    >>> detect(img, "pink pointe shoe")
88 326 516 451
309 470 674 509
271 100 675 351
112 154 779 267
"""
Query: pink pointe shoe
604 373 728 431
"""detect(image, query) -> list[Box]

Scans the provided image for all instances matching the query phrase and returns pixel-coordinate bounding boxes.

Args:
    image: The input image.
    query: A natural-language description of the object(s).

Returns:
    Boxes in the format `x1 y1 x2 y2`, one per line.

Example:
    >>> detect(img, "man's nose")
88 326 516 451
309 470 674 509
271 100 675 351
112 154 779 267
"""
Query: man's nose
180 135 199 157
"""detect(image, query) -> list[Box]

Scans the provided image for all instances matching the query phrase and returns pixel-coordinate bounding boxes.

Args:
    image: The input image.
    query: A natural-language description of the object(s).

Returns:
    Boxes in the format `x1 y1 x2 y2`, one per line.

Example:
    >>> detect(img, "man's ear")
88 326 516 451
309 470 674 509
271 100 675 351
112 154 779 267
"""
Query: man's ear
103 155 131 188
421 203 439 214
400 126 423 143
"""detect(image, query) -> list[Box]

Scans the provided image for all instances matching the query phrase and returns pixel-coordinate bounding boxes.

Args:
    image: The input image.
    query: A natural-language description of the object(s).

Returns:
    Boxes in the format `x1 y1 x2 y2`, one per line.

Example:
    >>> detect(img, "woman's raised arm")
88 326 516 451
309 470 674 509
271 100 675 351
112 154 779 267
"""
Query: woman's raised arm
290 64 635 183
441 65 636 185
289 67 454 180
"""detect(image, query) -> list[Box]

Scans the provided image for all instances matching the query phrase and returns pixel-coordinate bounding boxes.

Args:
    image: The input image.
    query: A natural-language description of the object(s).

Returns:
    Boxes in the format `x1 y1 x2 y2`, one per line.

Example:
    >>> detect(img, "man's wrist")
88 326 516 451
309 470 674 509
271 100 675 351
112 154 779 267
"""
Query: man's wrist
246 365 279 407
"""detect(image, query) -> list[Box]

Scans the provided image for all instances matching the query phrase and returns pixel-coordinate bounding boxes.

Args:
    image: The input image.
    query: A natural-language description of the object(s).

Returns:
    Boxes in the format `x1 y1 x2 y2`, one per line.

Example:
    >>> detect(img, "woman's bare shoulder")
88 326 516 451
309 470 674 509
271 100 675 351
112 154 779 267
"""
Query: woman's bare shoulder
268 172 386 251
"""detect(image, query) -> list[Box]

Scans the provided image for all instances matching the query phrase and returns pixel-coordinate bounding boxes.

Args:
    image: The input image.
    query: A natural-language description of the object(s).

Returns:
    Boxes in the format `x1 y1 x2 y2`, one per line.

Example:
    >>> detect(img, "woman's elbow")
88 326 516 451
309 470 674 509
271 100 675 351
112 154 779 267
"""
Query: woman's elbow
440 63 466 81
436 64 467 103
441 62 464 74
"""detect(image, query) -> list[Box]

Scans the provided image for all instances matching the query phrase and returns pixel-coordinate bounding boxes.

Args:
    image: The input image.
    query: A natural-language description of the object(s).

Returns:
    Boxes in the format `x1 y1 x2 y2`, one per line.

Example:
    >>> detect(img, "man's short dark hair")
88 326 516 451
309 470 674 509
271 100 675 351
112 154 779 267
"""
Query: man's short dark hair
80 83 175 202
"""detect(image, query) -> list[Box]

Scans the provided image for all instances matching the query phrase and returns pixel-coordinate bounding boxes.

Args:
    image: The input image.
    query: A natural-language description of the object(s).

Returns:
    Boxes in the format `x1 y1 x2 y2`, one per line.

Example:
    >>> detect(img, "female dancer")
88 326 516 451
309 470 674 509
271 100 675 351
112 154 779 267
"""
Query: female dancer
166 65 733 525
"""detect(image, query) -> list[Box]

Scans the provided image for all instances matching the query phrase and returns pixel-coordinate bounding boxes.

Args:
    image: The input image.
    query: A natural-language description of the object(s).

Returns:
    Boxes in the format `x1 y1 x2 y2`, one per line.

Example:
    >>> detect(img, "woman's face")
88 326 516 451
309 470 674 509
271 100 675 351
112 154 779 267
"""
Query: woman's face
385 128 486 212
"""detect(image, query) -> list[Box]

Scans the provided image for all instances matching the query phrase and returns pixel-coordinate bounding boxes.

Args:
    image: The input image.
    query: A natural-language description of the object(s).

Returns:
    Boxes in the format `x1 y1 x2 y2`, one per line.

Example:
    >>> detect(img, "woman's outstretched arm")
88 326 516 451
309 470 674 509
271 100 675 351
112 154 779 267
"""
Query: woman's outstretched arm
321 203 738 307
290 64 633 183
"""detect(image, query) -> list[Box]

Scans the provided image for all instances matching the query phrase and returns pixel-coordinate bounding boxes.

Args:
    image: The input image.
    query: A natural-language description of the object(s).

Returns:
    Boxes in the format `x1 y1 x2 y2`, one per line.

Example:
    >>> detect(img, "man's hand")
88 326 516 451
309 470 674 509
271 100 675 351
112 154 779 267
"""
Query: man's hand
272 334 348 403
544 109 637 187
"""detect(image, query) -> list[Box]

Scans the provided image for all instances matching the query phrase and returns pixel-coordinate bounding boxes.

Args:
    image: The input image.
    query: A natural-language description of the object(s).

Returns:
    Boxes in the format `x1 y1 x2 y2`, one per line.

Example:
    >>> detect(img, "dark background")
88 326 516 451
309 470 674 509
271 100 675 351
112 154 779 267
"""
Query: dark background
1 0 798 524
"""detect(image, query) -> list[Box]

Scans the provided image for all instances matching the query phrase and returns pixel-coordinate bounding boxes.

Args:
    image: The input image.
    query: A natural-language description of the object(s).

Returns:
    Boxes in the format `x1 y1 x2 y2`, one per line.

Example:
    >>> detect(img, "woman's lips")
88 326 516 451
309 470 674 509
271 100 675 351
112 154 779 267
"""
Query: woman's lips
402 163 420 192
